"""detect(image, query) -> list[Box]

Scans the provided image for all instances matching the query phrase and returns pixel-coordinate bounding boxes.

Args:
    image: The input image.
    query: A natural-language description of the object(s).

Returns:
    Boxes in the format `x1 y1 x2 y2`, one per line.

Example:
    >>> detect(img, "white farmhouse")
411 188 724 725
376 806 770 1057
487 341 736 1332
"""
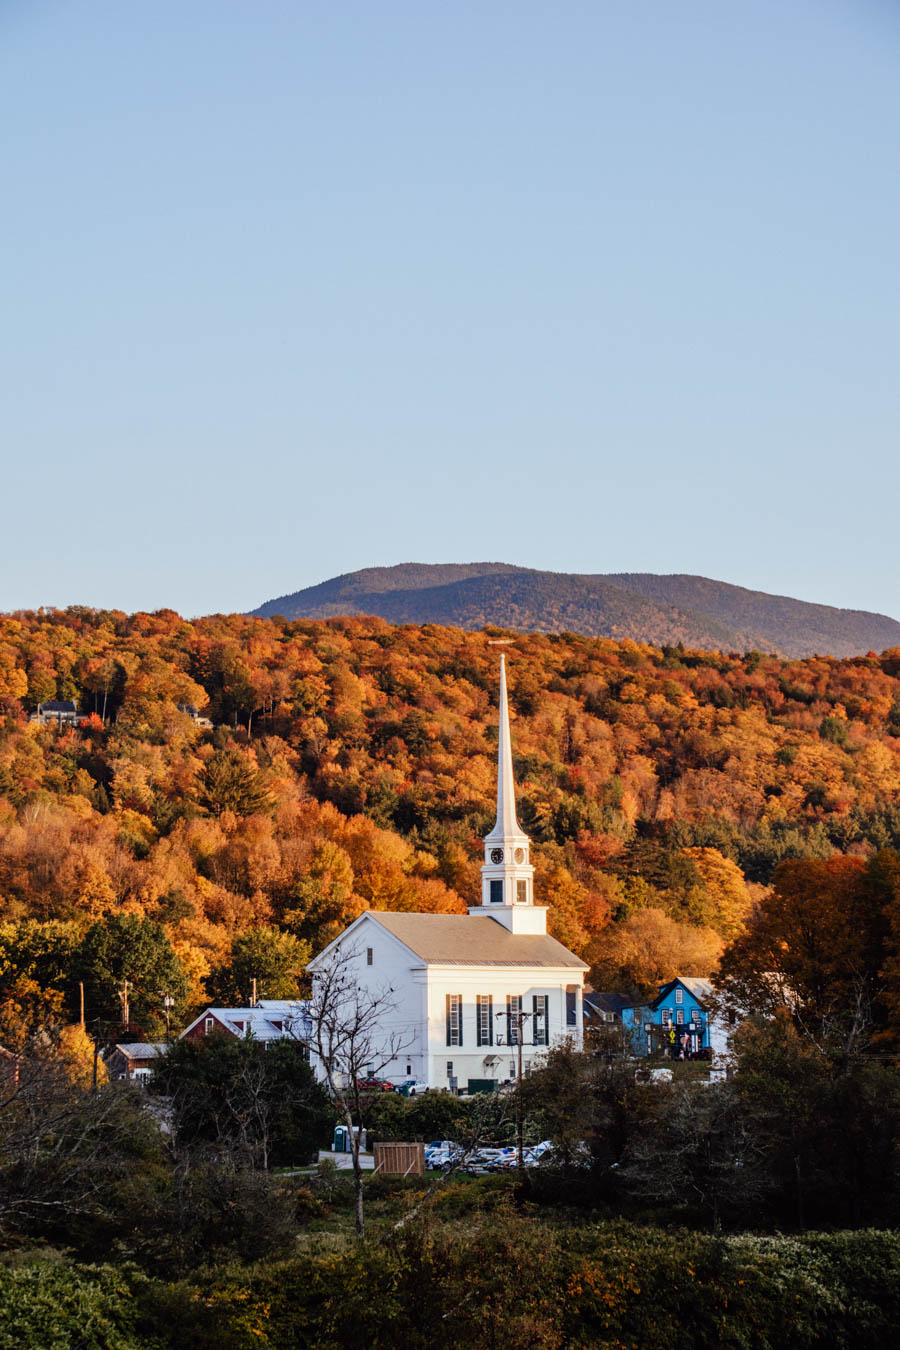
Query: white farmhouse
307 657 588 1094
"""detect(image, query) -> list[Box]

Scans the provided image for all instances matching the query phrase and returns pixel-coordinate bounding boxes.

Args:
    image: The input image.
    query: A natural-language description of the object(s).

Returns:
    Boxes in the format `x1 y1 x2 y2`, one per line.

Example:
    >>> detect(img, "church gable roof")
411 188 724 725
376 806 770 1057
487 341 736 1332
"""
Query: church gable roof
367 911 587 969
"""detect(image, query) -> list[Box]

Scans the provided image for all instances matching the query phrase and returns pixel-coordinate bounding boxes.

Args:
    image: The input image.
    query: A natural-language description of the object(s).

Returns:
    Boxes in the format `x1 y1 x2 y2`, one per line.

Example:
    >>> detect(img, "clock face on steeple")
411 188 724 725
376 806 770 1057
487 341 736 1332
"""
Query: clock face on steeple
514 847 526 864
490 848 504 865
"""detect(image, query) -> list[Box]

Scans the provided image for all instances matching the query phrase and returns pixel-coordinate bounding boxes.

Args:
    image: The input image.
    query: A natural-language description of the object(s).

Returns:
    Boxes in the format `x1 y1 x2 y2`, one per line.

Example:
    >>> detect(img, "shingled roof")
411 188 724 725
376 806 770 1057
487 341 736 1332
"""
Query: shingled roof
367 912 588 969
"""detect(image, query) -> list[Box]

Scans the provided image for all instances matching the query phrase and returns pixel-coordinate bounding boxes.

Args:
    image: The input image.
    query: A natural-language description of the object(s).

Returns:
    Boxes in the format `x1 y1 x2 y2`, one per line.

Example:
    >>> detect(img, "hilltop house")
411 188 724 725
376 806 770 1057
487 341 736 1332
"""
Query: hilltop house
30 700 80 727
307 657 588 1095
177 703 214 729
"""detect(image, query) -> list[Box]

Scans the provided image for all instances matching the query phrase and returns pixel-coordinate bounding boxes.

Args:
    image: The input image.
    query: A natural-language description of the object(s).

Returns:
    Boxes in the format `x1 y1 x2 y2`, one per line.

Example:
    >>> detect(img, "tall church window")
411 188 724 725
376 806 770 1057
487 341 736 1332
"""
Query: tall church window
566 985 578 1026
490 880 503 904
516 880 528 904
507 994 522 1045
446 994 463 1046
476 995 493 1046
533 995 549 1045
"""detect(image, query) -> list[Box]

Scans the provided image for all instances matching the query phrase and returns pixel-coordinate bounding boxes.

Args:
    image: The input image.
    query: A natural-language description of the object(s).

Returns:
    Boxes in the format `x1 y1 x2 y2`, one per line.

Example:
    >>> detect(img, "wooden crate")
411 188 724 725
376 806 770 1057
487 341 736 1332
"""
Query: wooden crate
372 1141 425 1177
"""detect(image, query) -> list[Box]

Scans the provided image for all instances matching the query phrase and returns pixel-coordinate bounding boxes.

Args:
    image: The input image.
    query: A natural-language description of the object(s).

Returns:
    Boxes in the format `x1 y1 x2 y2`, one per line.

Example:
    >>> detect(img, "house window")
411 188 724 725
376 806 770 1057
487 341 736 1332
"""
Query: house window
366 948 373 966
507 994 522 1045
446 1061 454 1079
676 1009 684 1025
566 985 577 1026
509 1060 516 1078
490 879 503 904
406 1064 412 1076
533 994 549 1046
516 879 528 905
204 1016 214 1035
662 1008 672 1026
675 987 683 1004
446 993 463 1047
476 994 493 1047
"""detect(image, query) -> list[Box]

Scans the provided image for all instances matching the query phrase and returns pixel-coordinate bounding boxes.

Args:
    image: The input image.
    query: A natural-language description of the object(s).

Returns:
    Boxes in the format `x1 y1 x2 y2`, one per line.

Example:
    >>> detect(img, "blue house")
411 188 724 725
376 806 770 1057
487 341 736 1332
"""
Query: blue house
619 978 713 1058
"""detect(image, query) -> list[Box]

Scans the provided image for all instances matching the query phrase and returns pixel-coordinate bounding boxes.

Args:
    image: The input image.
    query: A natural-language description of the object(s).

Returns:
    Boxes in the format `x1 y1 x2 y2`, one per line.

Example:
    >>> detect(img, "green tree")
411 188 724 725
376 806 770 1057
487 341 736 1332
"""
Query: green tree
200 747 271 816
206 926 310 1005
154 1035 331 1168
74 916 188 1036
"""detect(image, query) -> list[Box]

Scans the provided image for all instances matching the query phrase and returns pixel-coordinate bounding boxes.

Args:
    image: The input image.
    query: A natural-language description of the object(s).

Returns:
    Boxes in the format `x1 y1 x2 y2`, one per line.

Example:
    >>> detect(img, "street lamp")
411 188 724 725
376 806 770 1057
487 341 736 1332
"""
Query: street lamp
496 1007 532 1176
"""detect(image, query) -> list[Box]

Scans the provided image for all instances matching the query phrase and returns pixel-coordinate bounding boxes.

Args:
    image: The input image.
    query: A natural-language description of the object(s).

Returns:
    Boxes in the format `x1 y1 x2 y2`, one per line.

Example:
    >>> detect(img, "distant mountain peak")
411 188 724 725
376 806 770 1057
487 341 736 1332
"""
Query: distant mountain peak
249 564 900 659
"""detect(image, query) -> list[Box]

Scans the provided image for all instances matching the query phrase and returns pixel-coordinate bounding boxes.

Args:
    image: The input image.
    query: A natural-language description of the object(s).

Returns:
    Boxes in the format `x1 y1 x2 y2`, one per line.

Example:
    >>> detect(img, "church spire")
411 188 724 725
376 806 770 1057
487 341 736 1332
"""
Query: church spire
487 654 523 841
469 656 545 933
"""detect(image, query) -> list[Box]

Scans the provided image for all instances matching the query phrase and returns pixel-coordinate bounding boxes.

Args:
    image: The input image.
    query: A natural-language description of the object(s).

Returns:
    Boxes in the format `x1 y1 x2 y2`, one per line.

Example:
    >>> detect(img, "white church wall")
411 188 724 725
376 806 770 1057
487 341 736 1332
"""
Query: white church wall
308 913 429 1086
423 967 582 1090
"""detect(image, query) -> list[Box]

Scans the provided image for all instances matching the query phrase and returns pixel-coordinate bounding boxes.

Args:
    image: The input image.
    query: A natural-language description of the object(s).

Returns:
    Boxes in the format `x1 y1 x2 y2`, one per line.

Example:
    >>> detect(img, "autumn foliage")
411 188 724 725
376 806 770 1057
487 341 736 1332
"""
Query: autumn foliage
1 606 900 1032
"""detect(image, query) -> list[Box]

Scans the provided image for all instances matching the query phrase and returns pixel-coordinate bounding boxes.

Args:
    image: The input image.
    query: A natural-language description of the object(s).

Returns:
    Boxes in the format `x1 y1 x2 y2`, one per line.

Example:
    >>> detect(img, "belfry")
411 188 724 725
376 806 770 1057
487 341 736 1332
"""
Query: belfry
469 655 548 935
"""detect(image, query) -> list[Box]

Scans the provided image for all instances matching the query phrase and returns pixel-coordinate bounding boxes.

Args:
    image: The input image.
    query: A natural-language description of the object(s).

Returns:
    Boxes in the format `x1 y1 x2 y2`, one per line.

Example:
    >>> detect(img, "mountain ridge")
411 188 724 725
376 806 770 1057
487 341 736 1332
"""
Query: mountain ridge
249 564 900 659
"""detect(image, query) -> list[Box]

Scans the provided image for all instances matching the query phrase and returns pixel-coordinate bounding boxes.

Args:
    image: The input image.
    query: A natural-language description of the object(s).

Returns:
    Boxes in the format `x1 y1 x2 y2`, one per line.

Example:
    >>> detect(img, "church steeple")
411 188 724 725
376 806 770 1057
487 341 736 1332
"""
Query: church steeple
469 655 547 934
485 654 526 844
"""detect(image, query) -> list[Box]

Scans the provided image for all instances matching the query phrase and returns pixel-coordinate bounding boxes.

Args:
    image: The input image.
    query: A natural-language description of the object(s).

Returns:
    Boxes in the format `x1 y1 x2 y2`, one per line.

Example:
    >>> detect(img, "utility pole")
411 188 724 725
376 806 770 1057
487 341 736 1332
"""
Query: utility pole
119 980 130 1029
79 982 85 1028
163 993 174 1040
252 977 257 1005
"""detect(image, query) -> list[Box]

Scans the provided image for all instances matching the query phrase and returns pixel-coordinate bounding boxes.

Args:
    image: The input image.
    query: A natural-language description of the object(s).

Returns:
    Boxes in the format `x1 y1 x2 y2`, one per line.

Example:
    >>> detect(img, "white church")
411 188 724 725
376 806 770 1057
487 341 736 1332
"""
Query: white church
307 657 587 1094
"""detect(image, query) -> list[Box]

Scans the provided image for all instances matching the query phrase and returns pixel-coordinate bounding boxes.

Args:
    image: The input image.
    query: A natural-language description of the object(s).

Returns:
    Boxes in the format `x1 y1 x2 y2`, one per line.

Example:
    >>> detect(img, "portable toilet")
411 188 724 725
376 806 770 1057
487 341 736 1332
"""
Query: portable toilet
333 1124 351 1153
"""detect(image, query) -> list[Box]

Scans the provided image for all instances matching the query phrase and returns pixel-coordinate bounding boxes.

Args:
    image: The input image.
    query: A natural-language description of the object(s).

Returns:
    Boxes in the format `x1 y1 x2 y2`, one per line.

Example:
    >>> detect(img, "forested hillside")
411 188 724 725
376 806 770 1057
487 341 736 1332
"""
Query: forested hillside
251 562 900 658
2 606 900 1036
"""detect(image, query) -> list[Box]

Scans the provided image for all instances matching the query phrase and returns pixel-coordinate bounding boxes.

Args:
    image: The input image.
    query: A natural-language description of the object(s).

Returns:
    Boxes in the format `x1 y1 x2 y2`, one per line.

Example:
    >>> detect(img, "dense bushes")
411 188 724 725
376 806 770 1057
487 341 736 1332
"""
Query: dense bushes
0 1260 155 1350
522 1036 900 1233
6 1222 899 1350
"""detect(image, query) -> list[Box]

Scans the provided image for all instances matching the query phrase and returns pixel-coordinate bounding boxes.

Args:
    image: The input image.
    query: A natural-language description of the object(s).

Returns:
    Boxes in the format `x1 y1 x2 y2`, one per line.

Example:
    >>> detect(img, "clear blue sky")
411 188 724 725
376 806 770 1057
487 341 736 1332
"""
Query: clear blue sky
2 1 898 618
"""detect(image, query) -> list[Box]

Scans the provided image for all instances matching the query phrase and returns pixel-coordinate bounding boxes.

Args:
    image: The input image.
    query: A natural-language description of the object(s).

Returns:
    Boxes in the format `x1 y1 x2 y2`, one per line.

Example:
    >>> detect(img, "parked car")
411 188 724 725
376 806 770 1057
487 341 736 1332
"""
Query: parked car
427 1151 457 1171
524 1140 554 1166
397 1079 429 1097
355 1076 395 1093
425 1141 465 1170
491 1148 521 1170
465 1146 514 1174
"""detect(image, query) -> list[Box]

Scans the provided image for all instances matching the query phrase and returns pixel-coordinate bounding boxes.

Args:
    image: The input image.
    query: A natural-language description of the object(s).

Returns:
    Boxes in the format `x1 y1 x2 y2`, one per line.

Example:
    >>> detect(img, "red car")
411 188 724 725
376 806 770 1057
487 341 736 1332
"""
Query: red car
356 1076 395 1093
